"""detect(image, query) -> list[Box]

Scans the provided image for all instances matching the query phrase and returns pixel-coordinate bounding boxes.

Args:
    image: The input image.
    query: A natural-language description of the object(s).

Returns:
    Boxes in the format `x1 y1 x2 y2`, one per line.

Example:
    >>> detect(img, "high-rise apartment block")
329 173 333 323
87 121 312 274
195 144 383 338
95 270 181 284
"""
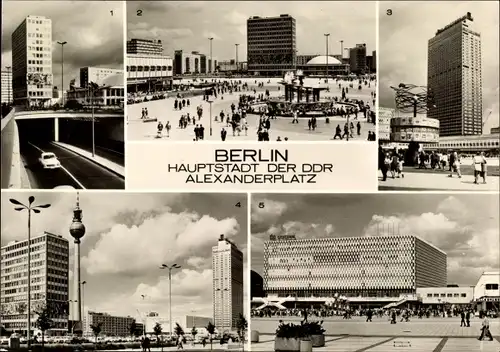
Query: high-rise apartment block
126 38 164 56
263 235 447 298
349 44 367 74
0 232 69 335
79 67 123 88
247 14 296 76
11 15 53 107
428 12 482 136
1 69 13 104
212 235 243 330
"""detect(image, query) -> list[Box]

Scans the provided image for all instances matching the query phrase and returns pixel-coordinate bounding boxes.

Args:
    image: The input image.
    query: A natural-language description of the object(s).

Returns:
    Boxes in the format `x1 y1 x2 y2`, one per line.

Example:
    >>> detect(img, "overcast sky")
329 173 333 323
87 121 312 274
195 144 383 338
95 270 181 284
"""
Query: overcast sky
127 1 376 61
1 1 123 90
1 192 248 326
251 194 499 288
379 1 499 132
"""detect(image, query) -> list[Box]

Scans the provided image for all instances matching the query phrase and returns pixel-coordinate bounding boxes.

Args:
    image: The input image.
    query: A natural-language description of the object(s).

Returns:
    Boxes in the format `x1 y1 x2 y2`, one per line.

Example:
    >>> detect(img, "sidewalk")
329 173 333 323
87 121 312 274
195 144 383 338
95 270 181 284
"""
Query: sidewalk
52 142 125 178
379 172 499 191
252 336 500 352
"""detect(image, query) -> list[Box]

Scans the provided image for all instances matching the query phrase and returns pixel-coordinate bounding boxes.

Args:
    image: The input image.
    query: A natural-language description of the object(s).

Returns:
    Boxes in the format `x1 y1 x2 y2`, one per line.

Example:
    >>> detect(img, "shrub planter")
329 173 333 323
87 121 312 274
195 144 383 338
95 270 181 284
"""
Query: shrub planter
274 337 300 352
251 330 259 343
311 334 325 347
299 339 313 352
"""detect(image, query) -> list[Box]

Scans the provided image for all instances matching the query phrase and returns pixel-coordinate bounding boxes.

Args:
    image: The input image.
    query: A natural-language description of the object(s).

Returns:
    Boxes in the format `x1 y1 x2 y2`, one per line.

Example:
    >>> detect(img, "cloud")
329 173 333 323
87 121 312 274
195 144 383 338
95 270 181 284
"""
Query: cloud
251 199 288 233
83 211 239 275
1 1 123 91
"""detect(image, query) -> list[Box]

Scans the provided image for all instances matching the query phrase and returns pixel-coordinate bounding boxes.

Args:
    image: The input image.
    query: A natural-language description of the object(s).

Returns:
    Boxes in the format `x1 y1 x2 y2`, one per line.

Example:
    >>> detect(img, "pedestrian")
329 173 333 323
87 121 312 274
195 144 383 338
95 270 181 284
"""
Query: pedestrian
466 310 471 327
448 151 462 178
221 128 227 141
460 310 466 327
478 312 494 341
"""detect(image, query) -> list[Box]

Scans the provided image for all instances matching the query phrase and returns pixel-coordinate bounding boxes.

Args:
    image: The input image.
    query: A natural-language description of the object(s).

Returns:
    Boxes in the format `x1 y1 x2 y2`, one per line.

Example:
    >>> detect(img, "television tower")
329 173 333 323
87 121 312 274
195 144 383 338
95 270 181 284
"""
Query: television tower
69 192 86 335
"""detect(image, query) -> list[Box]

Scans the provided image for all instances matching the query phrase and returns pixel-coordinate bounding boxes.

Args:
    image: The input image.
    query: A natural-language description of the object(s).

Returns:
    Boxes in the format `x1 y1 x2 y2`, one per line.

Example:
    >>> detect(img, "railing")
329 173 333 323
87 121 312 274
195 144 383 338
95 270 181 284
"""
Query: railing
1 108 17 189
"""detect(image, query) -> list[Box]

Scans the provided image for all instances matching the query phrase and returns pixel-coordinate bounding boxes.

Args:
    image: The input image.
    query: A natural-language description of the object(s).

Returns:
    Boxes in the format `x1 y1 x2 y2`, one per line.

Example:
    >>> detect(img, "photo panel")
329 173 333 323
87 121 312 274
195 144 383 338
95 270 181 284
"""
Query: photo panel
1 1 125 190
0 191 249 350
126 1 377 142
250 193 500 351
378 1 499 191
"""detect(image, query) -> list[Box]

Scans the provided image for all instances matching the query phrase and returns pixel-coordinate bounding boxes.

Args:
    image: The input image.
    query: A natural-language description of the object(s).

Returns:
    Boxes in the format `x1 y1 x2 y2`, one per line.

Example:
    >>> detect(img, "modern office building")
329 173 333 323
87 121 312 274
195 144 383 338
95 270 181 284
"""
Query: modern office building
247 14 296 76
126 38 164 56
79 67 123 88
185 315 213 329
372 50 377 72
263 235 447 298
127 54 173 93
11 15 53 107
426 134 500 155
212 234 243 331
349 44 367 74
427 12 482 137
0 232 69 335
174 50 217 75
1 69 13 104
83 311 134 337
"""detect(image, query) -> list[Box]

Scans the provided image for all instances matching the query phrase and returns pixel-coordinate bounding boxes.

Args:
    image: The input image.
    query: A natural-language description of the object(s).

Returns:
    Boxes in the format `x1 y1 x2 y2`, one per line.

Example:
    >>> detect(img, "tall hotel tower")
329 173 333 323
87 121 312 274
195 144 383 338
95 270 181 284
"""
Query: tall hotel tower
427 12 482 137
212 234 243 331
11 15 53 107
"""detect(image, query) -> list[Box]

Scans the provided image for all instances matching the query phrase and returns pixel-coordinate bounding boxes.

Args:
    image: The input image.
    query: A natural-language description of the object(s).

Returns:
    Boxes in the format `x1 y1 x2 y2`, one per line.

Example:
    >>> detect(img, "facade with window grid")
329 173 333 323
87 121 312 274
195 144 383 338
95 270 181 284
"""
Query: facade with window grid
263 235 447 298
83 311 134 337
247 14 296 75
11 15 53 107
212 235 243 330
0 232 69 335
127 54 173 92
427 12 482 137
127 38 164 56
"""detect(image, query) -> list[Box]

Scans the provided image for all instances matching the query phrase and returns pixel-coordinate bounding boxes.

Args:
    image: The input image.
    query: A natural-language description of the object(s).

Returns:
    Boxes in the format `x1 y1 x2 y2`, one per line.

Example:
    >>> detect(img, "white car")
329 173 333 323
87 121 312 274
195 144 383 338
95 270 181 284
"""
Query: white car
39 152 61 169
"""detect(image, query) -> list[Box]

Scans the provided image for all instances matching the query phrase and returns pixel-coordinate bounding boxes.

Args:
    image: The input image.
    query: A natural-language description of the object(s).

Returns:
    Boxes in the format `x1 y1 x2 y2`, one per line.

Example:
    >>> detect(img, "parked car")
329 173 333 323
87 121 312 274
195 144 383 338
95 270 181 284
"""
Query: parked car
39 152 61 169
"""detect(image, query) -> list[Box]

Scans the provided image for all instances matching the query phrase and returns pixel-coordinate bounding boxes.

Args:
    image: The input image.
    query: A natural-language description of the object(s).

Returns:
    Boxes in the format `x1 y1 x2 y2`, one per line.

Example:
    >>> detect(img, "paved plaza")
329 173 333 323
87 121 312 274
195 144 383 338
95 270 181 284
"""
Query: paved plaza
379 158 500 191
127 78 376 141
251 317 500 351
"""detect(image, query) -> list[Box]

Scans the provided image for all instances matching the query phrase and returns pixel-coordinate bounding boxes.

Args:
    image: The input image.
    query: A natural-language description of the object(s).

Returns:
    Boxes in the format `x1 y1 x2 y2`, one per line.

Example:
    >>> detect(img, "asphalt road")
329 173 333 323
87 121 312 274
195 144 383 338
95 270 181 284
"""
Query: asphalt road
21 141 125 189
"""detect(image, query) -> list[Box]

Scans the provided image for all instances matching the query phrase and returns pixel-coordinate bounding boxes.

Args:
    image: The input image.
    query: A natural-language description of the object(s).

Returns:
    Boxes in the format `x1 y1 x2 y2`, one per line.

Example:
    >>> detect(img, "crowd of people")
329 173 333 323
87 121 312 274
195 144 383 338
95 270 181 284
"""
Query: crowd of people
131 74 376 141
379 147 491 185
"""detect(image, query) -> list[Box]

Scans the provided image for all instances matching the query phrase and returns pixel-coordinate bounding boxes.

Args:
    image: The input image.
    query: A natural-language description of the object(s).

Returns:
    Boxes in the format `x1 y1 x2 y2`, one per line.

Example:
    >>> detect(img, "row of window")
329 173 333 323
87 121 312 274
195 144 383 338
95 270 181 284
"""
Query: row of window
127 65 172 72
426 293 468 298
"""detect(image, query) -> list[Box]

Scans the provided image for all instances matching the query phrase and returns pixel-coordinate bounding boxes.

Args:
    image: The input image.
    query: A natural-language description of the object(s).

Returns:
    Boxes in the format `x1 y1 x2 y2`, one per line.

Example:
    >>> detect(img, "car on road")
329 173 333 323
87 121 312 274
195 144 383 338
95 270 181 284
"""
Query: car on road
39 152 61 169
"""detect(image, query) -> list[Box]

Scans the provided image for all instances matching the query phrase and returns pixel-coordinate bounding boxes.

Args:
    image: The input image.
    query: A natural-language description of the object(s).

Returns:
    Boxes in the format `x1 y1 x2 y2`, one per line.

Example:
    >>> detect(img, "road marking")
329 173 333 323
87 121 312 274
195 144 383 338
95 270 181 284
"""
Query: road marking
96 145 124 156
60 165 86 189
28 141 86 189
433 337 448 352
28 141 44 153
356 337 395 352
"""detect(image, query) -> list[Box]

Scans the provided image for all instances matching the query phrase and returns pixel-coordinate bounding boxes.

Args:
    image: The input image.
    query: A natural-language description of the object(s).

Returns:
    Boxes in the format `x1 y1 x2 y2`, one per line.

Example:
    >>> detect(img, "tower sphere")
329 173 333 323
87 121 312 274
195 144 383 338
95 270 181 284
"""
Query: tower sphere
70 221 86 239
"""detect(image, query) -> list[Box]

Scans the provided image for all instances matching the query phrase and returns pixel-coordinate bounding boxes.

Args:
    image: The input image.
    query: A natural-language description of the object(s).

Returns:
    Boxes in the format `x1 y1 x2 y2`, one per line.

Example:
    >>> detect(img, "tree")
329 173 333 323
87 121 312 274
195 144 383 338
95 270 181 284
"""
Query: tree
236 313 248 351
153 322 162 350
191 326 198 345
90 323 102 345
206 321 216 351
129 320 137 340
34 306 53 348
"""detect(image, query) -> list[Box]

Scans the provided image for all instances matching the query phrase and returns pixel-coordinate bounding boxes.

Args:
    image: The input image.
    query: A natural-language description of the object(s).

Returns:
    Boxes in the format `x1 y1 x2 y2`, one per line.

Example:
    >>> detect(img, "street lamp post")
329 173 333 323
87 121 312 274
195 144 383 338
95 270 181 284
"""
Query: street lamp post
160 264 181 339
324 34 330 83
89 81 99 157
235 44 239 76
57 41 67 107
340 40 344 61
9 197 51 349
208 38 214 74
208 100 213 137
